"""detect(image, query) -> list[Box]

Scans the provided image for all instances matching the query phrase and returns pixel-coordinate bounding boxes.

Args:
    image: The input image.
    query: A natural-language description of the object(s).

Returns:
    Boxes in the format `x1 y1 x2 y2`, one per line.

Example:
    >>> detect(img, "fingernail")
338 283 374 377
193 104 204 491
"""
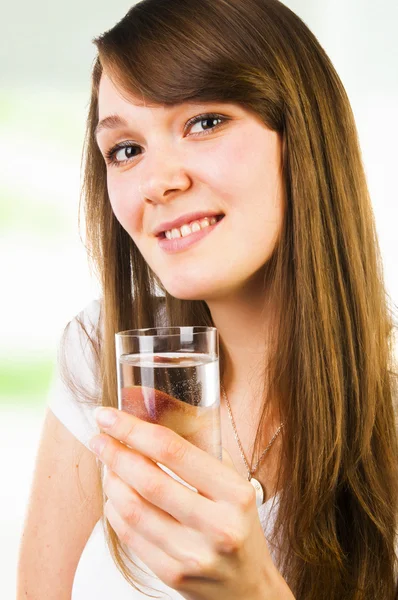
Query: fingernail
95 407 118 428
89 435 106 455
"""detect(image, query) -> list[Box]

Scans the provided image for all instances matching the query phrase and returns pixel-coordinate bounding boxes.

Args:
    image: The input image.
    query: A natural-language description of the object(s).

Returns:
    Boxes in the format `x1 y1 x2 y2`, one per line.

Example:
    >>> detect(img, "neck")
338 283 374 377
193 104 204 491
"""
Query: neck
205 282 277 409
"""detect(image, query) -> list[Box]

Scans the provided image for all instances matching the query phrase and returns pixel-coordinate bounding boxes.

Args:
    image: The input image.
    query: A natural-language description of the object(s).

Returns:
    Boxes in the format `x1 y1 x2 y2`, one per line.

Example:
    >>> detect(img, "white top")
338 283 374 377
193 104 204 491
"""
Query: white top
47 299 281 599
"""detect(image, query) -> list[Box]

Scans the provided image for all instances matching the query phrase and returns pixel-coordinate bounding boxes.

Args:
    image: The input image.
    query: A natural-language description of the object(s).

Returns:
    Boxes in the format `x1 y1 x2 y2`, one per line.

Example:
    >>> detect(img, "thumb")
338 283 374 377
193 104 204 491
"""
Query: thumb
221 447 238 472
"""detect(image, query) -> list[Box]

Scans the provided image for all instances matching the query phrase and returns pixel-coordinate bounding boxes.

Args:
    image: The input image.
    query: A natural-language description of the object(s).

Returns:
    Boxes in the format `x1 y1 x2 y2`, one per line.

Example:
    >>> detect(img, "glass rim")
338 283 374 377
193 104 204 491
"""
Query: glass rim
115 326 217 338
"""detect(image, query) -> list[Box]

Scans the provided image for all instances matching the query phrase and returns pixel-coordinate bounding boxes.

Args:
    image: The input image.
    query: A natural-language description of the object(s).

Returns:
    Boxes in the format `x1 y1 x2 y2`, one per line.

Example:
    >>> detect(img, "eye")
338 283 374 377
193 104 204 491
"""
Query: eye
103 112 228 168
105 142 140 166
186 113 226 137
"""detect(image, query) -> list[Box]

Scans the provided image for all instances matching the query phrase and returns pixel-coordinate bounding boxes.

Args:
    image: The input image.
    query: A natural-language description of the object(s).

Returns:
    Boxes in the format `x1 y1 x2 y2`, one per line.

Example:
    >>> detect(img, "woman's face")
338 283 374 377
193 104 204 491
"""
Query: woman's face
96 73 284 301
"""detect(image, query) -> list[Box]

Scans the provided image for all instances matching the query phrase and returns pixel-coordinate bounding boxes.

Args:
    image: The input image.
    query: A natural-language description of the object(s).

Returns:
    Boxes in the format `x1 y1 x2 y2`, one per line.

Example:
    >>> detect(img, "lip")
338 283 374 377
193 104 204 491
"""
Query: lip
153 211 224 236
157 216 225 253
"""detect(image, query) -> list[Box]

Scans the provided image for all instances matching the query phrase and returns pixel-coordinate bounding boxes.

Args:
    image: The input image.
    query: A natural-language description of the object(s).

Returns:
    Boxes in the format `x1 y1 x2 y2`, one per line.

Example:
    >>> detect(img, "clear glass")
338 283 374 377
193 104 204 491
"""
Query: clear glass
115 326 222 461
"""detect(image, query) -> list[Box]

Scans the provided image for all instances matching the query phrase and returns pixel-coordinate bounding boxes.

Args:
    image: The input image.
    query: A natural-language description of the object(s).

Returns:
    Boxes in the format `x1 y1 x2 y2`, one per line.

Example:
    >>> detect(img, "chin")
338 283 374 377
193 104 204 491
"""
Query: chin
154 260 235 301
163 280 232 304
160 276 213 302
163 286 205 302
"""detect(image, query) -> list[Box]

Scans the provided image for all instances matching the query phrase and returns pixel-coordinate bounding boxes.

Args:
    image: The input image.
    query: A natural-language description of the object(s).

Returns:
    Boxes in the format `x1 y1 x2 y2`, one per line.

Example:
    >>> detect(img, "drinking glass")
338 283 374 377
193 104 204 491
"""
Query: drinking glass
115 327 222 465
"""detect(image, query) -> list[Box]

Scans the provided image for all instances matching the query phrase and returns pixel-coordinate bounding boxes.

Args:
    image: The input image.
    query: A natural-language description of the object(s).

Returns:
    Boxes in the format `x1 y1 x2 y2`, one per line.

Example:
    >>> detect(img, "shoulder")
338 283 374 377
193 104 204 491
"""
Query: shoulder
67 297 102 337
47 299 103 448
61 298 102 359
79 297 102 325
67 295 166 334
61 295 167 361
56 298 104 400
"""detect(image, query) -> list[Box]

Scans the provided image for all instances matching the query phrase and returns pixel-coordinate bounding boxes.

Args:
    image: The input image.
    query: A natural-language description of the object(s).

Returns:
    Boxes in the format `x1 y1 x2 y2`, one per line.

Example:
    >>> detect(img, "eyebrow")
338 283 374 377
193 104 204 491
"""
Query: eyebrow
95 102 237 139
95 115 129 138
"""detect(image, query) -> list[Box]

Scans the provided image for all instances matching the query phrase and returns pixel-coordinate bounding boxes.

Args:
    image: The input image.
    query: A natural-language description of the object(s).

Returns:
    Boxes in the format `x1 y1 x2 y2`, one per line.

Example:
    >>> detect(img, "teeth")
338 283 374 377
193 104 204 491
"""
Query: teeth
164 216 218 240
180 224 194 237
171 228 181 239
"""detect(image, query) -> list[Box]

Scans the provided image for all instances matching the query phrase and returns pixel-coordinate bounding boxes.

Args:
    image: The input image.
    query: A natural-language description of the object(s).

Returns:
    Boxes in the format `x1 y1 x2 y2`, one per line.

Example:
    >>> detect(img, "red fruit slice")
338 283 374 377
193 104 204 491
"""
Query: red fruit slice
121 385 220 455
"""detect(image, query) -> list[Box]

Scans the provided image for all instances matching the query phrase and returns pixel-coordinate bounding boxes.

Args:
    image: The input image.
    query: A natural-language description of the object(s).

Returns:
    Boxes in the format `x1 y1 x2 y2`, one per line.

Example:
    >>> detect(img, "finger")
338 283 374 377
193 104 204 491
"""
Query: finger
104 471 201 562
104 469 210 565
93 407 251 505
95 437 246 551
104 499 186 591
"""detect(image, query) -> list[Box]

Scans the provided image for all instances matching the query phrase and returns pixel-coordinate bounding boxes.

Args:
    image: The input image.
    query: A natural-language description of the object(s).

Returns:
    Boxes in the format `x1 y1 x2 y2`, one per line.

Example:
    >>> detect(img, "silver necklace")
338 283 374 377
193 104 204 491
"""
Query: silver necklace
221 384 285 507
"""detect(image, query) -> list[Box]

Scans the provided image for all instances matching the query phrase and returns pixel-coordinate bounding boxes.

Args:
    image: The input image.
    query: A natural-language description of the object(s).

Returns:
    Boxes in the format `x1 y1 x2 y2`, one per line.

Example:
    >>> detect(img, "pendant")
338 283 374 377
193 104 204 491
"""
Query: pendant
249 477 264 507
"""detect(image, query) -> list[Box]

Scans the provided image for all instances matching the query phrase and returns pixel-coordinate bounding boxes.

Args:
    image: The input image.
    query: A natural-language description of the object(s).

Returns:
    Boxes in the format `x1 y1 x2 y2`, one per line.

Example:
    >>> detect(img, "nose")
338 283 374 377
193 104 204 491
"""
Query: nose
139 146 192 205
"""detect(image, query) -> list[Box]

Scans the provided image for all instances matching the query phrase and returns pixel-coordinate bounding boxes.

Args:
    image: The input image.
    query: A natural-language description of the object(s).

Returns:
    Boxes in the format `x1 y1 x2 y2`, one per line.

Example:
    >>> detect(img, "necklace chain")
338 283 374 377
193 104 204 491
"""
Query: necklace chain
221 384 285 481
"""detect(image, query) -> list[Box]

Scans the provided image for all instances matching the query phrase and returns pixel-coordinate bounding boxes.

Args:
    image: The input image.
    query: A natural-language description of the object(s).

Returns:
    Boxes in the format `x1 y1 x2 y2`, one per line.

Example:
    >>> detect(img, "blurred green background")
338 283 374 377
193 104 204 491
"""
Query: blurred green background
0 0 137 409
0 88 91 408
0 89 90 409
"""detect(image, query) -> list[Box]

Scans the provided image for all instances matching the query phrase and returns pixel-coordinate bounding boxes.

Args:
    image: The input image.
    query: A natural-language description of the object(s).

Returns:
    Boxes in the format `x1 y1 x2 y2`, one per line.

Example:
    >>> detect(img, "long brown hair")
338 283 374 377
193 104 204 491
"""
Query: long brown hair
66 0 398 597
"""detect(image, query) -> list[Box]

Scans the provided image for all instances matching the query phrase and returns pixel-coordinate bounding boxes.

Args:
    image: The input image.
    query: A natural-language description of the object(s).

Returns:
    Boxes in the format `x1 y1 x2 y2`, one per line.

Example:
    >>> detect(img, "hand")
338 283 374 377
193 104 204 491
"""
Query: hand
89 407 294 600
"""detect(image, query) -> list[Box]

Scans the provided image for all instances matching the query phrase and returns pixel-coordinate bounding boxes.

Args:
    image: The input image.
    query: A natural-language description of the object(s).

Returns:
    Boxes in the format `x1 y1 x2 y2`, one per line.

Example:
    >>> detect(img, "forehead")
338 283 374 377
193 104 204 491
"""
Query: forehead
96 75 198 139
97 73 249 123
98 74 158 116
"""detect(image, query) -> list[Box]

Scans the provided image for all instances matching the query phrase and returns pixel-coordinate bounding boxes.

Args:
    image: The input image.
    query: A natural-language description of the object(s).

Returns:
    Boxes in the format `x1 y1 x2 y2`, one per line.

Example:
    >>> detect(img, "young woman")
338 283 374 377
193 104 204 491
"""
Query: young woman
17 0 398 598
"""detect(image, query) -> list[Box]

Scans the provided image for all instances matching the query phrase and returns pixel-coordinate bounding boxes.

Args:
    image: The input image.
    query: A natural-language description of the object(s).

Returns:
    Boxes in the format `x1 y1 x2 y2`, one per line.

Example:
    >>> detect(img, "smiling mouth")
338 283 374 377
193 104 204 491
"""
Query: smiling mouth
158 214 225 238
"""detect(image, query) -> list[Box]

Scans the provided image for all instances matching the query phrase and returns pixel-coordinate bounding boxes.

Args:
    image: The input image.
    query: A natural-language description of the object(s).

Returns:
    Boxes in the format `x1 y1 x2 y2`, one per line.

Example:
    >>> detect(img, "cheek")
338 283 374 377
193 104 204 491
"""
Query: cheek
218 130 284 250
107 175 142 234
198 129 278 207
199 131 283 225
197 138 249 197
